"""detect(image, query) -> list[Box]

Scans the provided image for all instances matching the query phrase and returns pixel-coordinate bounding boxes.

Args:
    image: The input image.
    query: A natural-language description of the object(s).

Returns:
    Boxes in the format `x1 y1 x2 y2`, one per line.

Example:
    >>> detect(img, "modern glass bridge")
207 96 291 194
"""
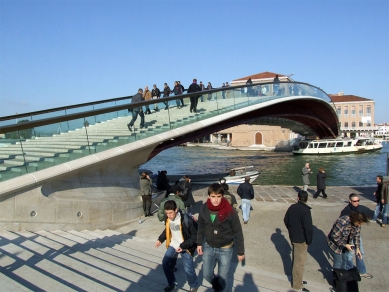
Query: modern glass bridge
0 81 333 183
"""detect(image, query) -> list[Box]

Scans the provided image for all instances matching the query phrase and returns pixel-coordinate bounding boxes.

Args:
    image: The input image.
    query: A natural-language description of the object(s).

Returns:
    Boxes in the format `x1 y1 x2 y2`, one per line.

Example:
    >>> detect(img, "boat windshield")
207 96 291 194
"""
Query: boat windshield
299 142 309 149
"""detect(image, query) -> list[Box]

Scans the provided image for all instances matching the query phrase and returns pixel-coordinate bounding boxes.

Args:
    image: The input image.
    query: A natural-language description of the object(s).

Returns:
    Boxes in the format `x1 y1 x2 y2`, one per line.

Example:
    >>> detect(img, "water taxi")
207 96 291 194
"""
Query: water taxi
292 137 383 155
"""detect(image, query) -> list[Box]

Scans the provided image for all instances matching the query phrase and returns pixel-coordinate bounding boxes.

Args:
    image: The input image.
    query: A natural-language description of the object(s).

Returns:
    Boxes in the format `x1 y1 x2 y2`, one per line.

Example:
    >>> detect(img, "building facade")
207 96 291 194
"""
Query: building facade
375 123 389 140
211 125 297 150
329 91 377 137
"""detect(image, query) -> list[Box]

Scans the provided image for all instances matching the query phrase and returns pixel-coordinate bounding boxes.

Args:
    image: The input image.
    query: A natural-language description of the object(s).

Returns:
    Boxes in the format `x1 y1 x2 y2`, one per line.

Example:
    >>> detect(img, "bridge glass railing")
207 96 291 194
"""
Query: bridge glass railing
0 81 330 183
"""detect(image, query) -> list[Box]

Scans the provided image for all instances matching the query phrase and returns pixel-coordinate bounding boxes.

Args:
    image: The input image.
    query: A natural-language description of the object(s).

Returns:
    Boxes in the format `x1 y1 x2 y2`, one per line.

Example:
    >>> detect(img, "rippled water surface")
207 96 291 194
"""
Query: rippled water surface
141 142 389 186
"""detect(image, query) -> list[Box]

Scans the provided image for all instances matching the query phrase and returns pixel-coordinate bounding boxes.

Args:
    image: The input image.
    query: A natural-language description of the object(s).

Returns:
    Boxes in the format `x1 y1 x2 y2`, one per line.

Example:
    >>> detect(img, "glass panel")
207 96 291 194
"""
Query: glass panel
0 131 28 182
336 142 343 147
0 82 335 183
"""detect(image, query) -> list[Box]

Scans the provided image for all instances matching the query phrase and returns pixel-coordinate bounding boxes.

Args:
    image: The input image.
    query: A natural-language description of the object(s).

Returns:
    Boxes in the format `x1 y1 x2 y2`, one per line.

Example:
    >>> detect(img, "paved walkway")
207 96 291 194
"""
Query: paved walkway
0 185 387 291
118 185 388 292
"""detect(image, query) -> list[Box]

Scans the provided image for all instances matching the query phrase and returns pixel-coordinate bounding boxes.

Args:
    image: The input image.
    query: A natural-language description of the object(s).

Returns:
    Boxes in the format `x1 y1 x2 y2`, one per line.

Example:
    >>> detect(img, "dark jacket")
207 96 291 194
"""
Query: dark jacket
163 86 171 97
197 202 245 255
237 181 254 200
187 83 201 94
131 92 143 103
130 92 143 111
156 171 170 190
179 84 185 93
152 87 161 98
340 202 359 217
316 171 327 190
375 182 383 203
284 201 313 245
158 211 197 256
179 180 196 207
172 85 182 95
383 181 388 204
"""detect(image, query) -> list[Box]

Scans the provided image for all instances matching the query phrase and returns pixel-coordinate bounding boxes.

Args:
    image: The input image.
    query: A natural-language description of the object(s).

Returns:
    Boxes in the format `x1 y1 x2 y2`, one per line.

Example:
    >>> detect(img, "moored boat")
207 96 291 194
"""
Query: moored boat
187 166 260 185
292 137 383 155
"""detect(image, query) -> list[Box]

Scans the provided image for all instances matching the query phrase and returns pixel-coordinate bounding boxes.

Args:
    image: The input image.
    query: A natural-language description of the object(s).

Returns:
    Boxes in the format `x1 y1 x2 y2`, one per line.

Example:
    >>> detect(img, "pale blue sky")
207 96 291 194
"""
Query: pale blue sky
1 0 388 122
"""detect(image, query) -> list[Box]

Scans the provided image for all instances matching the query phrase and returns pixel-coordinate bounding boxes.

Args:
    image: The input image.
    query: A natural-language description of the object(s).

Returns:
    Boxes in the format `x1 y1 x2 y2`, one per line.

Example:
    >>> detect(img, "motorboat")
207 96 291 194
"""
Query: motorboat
292 137 383 155
186 166 260 185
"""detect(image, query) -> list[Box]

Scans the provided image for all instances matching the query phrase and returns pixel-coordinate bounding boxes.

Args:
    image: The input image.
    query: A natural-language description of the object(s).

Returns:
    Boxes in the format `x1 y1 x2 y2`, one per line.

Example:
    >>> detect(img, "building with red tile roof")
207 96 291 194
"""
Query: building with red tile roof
329 91 376 137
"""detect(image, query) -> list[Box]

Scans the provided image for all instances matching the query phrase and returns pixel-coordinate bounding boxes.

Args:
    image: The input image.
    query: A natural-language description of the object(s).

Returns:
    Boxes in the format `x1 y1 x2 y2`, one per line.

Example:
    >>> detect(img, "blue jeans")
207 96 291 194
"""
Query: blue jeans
383 204 389 224
372 203 383 221
202 242 233 292
128 109 144 128
162 246 197 289
241 199 251 222
346 237 366 274
329 248 349 269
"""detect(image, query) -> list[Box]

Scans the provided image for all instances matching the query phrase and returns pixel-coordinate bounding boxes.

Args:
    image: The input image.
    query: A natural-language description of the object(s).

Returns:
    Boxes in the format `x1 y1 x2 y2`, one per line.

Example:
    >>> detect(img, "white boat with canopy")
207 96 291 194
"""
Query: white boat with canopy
292 137 383 155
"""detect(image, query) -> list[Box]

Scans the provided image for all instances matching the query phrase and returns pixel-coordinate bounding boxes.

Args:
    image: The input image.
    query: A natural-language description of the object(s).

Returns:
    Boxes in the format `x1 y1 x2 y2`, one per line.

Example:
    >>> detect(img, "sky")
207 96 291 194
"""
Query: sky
0 0 388 123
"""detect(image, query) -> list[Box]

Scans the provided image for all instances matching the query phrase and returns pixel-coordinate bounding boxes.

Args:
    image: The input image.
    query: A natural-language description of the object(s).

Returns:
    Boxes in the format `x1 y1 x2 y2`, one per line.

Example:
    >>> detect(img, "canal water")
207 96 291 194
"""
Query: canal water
140 142 389 186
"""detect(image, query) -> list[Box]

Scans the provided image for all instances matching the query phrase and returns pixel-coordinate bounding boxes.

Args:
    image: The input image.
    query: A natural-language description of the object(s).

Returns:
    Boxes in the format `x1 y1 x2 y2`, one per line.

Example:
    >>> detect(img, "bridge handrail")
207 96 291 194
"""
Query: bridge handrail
0 81 330 133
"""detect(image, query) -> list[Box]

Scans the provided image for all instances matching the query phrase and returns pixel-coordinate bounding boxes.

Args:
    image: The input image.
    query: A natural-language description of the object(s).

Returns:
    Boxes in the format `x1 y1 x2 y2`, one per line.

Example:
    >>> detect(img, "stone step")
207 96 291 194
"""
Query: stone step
9 230 154 291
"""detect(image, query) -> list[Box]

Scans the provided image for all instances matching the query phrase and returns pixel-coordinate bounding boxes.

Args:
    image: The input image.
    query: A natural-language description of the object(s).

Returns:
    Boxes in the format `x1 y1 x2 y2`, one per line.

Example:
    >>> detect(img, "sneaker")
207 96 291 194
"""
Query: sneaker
163 284 177 292
360 273 373 279
127 125 132 132
369 219 376 223
382 224 386 228
377 218 382 223
189 288 198 292
298 288 309 292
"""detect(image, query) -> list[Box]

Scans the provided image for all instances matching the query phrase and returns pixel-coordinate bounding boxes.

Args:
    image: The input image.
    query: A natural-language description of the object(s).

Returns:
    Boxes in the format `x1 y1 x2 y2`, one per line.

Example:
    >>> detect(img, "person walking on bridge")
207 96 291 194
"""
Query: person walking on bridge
127 88 145 131
163 83 171 110
187 78 201 113
152 84 161 111
143 86 152 114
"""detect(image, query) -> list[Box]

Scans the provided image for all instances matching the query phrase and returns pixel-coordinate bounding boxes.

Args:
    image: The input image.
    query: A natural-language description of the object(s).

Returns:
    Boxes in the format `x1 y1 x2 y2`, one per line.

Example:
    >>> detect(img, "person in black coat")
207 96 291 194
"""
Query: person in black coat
187 78 201 113
284 190 313 291
179 175 196 212
313 167 327 199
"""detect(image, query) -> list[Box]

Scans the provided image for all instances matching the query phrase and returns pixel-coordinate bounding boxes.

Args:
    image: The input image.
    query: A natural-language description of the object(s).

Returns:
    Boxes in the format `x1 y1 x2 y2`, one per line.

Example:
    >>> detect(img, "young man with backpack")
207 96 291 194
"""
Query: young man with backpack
155 200 199 292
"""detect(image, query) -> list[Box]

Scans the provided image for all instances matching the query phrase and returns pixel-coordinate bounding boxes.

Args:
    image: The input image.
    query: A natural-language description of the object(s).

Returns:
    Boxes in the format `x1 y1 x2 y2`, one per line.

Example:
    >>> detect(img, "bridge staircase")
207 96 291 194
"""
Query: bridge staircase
0 224 331 292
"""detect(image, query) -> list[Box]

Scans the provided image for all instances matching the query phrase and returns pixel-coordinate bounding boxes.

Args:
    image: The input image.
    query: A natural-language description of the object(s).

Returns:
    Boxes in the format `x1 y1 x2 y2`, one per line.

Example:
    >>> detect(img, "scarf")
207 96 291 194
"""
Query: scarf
206 197 234 222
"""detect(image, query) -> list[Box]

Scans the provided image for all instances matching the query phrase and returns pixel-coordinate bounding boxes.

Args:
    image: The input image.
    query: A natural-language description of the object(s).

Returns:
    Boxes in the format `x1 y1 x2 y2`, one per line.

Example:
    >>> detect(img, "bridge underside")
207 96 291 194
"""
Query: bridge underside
151 98 339 156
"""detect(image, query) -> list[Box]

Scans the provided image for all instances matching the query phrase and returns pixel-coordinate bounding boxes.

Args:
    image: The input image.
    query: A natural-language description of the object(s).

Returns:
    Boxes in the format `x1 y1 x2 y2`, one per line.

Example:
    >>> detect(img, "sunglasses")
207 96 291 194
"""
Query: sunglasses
352 200 360 202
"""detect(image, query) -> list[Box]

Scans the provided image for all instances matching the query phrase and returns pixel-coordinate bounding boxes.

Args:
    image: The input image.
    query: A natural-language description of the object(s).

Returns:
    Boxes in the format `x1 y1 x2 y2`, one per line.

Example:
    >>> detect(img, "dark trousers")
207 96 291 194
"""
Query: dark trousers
314 189 327 198
128 109 144 128
190 96 199 112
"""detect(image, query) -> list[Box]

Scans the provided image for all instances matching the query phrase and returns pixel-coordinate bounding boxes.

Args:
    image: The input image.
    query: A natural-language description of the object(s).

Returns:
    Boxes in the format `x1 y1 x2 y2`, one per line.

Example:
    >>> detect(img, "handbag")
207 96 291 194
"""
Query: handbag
333 267 360 292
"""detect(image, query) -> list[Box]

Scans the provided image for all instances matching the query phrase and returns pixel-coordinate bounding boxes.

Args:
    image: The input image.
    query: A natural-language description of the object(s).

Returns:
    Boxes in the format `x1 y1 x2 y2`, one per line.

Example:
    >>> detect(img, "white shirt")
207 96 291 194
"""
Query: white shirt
169 212 183 249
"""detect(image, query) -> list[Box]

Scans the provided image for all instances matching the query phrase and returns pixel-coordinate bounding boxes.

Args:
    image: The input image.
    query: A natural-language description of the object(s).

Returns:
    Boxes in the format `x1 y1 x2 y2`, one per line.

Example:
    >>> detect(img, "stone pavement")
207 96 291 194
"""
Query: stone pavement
0 185 387 291
118 185 389 292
